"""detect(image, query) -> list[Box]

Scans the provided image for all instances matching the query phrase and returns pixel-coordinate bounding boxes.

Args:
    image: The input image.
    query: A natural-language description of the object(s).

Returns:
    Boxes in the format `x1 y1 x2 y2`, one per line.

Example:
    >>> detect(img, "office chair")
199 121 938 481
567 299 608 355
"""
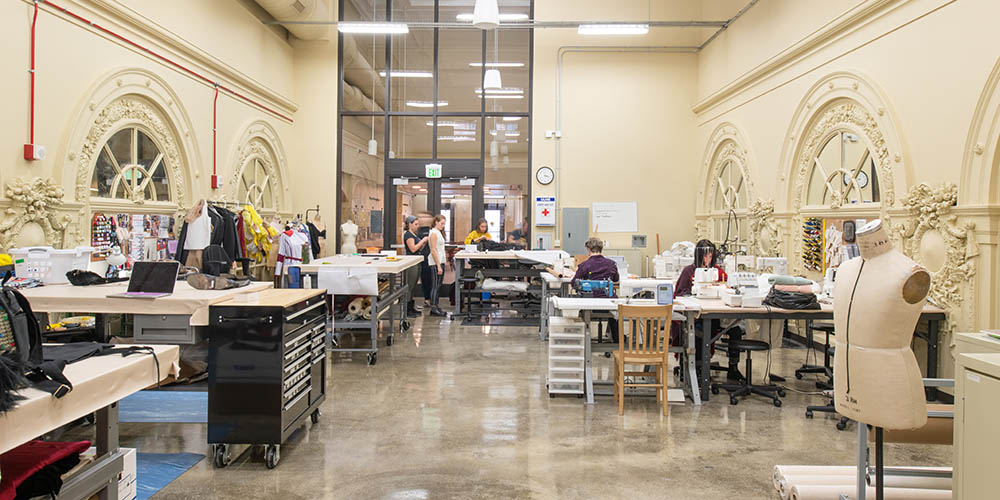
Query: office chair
712 339 785 407
795 321 835 388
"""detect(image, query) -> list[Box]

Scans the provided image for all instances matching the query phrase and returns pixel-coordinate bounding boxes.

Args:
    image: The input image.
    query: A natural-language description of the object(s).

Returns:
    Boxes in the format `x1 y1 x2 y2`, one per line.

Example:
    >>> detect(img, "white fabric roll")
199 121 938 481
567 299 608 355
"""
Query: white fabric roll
779 474 855 500
790 485 951 500
876 475 952 491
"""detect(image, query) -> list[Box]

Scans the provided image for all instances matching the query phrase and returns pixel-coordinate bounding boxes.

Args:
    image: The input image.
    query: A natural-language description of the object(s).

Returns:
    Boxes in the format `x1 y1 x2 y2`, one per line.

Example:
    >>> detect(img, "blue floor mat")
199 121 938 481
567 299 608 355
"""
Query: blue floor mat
120 391 207 423
137 452 204 500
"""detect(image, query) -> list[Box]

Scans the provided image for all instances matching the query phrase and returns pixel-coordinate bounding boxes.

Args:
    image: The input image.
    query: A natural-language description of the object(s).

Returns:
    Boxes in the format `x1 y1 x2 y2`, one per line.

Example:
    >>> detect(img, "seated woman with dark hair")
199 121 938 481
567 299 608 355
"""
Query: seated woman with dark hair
573 237 621 342
674 239 728 297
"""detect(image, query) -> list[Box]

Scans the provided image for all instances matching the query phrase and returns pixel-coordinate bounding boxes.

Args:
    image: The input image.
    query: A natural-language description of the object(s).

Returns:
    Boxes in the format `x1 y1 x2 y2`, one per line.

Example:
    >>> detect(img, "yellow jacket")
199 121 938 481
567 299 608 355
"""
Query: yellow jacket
464 230 491 245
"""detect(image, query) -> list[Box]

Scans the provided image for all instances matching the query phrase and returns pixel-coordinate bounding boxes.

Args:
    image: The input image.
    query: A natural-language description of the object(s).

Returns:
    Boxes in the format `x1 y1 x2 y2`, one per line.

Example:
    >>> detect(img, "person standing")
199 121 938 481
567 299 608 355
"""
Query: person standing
402 215 428 317
428 214 448 317
416 211 434 311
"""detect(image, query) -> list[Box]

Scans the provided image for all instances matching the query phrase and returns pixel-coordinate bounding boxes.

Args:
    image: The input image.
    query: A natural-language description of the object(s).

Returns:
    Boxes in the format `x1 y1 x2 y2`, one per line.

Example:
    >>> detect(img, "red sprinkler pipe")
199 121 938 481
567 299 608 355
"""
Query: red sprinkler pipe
39 0 293 123
212 84 219 189
29 1 38 144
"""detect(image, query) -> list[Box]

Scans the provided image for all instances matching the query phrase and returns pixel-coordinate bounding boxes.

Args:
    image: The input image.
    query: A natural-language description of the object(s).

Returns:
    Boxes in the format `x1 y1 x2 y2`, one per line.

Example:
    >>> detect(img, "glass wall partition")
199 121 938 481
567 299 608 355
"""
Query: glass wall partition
338 0 533 251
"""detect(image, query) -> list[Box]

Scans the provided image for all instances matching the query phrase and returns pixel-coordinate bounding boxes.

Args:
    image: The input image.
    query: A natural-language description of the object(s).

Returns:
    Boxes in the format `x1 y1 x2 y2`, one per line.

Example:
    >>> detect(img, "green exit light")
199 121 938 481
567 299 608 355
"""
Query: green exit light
425 163 442 179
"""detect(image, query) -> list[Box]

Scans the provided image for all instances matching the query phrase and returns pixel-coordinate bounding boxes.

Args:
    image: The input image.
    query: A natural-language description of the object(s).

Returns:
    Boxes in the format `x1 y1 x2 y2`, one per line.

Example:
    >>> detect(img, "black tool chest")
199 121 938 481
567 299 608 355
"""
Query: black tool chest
207 288 328 469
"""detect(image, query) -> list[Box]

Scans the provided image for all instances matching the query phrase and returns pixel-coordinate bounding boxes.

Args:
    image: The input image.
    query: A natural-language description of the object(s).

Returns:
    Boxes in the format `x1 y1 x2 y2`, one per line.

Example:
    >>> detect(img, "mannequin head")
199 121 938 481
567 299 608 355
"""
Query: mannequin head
857 219 892 259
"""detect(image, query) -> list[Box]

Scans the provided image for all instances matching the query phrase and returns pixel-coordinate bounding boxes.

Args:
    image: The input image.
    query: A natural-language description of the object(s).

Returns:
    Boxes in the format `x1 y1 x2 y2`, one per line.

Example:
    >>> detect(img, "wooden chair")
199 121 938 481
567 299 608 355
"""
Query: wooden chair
613 304 673 416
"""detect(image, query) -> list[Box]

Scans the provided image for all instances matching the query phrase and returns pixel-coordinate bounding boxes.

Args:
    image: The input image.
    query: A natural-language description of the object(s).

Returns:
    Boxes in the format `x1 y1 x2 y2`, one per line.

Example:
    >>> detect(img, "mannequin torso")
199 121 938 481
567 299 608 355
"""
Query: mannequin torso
341 220 358 254
833 220 930 429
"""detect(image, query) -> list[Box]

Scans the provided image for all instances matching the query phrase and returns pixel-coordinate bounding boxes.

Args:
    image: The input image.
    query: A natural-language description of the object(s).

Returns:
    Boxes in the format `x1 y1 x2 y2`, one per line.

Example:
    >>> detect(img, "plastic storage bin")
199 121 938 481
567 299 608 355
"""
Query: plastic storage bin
9 246 94 284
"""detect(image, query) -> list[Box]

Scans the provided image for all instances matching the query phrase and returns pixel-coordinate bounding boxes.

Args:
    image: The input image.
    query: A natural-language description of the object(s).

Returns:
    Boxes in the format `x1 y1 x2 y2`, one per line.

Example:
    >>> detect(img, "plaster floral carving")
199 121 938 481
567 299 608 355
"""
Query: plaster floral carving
747 199 781 256
706 140 755 213
895 183 977 332
792 101 894 210
694 219 710 242
0 177 71 249
75 96 186 208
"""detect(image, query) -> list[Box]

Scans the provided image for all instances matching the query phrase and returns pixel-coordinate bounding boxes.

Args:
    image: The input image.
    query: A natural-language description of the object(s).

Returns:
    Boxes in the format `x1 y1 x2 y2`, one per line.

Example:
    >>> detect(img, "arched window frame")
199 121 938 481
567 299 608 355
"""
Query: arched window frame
90 125 174 205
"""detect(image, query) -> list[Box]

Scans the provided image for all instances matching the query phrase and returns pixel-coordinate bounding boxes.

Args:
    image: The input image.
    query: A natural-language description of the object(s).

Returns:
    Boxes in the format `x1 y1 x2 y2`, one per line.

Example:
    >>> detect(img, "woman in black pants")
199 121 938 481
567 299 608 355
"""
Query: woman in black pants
416 212 434 311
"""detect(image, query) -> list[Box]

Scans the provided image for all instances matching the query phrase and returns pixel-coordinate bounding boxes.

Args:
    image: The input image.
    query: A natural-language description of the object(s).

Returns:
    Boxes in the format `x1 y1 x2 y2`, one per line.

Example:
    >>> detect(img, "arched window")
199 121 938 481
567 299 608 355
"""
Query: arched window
91 127 171 203
805 131 880 207
711 158 749 244
238 157 275 210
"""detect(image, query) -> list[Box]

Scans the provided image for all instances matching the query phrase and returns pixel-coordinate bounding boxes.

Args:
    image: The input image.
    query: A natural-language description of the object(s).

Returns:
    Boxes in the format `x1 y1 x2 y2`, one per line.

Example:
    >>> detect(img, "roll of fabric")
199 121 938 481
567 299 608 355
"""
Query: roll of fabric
773 466 857 492
768 275 813 286
779 474 855 500
790 484 951 500
775 284 815 294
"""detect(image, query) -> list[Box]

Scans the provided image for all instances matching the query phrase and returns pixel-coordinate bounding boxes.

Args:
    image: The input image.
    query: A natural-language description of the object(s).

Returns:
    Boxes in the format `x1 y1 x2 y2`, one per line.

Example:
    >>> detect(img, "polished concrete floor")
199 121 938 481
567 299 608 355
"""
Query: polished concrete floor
67 314 950 499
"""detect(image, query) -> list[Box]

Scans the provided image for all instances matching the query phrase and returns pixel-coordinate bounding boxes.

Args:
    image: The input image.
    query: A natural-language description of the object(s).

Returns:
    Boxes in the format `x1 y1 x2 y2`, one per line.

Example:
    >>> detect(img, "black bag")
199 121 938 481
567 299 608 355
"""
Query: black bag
1 273 73 412
762 288 821 310
477 240 522 252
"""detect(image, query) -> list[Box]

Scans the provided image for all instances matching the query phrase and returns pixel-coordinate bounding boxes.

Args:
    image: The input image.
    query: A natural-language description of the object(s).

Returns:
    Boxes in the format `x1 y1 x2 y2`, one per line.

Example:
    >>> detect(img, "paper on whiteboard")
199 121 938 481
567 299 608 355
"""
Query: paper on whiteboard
317 267 379 295
592 202 638 233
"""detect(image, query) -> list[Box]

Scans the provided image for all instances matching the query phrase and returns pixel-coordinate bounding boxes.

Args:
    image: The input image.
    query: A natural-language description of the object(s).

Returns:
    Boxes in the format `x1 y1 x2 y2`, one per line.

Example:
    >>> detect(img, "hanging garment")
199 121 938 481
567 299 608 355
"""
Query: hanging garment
183 200 211 251
242 206 277 263
306 222 326 259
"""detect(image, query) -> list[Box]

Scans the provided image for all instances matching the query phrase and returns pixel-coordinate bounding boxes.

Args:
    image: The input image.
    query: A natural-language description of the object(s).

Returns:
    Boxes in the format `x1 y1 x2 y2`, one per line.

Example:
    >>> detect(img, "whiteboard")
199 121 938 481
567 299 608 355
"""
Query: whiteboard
592 202 638 233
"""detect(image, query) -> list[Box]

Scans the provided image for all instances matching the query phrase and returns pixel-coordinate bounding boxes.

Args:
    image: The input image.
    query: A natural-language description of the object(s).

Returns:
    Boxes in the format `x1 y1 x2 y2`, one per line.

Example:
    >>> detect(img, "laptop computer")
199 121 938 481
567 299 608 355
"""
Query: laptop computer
107 261 180 299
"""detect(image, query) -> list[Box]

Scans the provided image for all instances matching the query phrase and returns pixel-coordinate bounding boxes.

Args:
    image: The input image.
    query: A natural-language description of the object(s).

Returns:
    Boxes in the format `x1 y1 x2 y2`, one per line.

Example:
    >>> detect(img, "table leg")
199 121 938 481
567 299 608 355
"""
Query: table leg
454 258 463 314
94 313 111 343
926 319 939 401
584 309 594 405
700 319 712 402
96 402 120 500
686 312 701 405
540 278 548 341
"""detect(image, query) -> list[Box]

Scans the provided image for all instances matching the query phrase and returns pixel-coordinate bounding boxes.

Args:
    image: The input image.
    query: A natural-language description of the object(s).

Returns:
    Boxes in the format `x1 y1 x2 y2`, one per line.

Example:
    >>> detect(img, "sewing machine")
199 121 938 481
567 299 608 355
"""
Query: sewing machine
574 279 614 298
757 257 788 275
693 267 723 298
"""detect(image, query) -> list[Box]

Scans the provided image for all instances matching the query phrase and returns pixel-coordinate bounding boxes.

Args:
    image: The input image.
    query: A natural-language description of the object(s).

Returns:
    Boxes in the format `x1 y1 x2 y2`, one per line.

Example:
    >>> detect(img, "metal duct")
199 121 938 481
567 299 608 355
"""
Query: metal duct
254 0 330 40
343 82 382 113
341 34 386 110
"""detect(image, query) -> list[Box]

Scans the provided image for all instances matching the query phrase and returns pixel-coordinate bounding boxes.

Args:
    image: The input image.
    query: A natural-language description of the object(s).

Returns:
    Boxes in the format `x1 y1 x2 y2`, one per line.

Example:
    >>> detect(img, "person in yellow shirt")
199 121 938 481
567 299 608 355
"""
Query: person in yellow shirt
464 219 492 245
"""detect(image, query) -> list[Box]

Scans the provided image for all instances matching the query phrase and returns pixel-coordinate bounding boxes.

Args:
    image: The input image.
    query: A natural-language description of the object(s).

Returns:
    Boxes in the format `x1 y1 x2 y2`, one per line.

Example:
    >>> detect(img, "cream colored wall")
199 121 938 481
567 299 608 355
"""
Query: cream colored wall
532 0 701 259
694 0 1000 379
0 0 300 251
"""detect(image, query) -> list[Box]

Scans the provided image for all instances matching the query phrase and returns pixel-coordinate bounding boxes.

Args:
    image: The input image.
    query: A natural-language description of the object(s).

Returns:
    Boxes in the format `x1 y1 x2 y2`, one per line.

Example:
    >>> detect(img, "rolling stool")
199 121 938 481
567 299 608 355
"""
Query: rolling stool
795 322 835 387
804 344 851 430
712 339 785 407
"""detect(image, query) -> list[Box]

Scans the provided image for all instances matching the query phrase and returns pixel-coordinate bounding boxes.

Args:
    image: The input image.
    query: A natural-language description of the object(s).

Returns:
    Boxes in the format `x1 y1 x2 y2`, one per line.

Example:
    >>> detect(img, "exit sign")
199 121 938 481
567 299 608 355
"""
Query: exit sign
425 163 442 179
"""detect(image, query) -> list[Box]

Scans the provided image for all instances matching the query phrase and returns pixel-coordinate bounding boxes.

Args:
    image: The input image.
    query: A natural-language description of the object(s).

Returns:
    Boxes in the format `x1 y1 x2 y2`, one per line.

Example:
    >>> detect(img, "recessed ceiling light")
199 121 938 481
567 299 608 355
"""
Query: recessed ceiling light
456 13 529 22
406 100 448 108
468 62 525 68
577 24 649 35
378 70 433 78
338 22 409 34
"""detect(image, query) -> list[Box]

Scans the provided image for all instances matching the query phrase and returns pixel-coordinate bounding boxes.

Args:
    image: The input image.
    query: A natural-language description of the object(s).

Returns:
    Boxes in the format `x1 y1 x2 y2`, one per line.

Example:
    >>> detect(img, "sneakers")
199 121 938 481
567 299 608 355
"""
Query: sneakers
187 273 252 290
429 307 447 317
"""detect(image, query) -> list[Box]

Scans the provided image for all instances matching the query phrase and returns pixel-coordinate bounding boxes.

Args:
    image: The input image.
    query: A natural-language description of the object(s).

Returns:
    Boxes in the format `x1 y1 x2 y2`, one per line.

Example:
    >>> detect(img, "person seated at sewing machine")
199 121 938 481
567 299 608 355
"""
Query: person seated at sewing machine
572 237 621 342
674 239 728 297
506 218 529 248
464 219 493 245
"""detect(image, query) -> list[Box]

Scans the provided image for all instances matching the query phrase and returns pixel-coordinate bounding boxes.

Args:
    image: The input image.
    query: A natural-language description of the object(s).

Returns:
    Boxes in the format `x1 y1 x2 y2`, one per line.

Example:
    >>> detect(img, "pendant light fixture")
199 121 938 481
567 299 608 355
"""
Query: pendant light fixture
484 29 502 89
473 0 499 30
367 1 378 157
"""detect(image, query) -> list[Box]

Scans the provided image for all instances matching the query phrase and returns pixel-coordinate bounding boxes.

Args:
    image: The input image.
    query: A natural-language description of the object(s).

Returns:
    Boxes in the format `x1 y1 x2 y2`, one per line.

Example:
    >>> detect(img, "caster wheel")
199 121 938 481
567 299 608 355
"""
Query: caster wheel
836 421 848 431
311 410 320 425
368 353 377 365
773 399 782 408
549 393 555 398
604 352 612 358
386 335 393 346
577 394 584 398
805 410 814 418
711 386 720 395
264 445 280 469
778 389 787 398
401 320 411 331
213 445 230 468
729 397 738 406
795 372 803 380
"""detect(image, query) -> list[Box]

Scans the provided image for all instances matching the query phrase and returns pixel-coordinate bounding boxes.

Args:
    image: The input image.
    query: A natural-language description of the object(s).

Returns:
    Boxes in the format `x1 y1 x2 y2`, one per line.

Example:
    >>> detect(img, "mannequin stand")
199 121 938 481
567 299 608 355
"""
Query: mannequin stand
846 424 885 500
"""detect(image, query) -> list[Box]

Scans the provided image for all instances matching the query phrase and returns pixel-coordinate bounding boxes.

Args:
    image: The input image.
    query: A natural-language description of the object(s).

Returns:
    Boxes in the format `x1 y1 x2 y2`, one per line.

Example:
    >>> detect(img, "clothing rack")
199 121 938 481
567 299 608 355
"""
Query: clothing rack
304 205 320 223
206 199 247 210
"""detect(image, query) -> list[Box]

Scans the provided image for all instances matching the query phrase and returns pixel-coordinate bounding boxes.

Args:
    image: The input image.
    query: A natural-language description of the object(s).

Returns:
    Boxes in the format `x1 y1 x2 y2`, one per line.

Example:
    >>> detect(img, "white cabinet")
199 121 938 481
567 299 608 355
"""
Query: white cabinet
954 352 1000 499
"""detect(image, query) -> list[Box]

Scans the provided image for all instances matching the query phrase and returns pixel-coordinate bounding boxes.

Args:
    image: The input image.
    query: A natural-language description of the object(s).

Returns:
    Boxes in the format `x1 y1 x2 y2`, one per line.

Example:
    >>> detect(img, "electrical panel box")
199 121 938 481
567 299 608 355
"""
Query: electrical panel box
562 208 589 256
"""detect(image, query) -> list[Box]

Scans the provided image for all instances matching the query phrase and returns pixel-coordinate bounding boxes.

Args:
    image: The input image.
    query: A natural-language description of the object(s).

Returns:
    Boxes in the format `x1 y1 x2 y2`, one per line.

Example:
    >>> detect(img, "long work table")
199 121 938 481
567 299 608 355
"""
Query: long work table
548 295 947 404
453 250 568 317
1 344 179 500
291 254 423 365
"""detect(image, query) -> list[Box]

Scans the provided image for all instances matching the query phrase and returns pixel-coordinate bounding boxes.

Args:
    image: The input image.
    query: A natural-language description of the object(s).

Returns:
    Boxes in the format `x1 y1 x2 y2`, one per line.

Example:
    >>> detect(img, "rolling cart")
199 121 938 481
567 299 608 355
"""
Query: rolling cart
207 288 328 469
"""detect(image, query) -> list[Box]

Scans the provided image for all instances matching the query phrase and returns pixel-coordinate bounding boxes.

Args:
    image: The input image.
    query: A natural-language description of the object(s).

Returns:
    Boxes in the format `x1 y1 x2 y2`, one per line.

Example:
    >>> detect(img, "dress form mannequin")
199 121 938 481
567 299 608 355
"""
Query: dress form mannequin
312 214 327 257
341 220 358 254
833 219 930 430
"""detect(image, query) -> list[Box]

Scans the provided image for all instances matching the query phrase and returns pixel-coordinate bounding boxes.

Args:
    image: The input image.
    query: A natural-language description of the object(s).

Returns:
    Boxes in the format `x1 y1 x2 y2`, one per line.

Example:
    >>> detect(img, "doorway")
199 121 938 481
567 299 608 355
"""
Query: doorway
385 160 484 250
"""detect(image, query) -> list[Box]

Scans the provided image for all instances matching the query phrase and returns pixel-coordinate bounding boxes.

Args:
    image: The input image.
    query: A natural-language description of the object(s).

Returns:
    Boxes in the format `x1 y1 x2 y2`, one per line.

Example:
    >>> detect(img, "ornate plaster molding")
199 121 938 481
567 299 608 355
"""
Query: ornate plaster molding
961 56 1000 205
747 198 782 257
0 177 71 250
75 96 187 210
224 120 289 212
895 183 977 332
699 122 757 215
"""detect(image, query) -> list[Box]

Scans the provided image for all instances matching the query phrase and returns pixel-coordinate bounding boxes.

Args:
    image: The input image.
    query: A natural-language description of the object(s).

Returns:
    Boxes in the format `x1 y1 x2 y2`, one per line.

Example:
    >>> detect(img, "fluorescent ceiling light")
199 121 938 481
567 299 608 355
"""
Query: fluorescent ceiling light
577 24 649 35
490 131 520 137
502 116 523 121
484 195 506 199
338 22 409 34
439 136 476 142
468 62 525 68
456 13 529 22
475 88 524 95
406 100 448 108
378 70 433 78
428 120 476 129
453 130 477 136
478 95 524 100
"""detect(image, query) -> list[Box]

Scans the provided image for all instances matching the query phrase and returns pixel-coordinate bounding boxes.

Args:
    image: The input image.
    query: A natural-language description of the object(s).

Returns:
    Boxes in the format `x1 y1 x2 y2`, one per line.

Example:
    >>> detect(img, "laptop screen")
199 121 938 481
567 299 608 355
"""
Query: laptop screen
127 261 180 293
